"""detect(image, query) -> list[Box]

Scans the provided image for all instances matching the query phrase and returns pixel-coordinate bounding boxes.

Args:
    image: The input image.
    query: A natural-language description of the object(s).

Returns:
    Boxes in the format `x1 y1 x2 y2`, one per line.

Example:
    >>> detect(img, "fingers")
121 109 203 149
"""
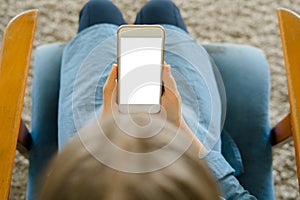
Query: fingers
103 64 118 105
104 64 117 90
111 80 118 106
162 63 180 97
161 63 181 113
160 63 182 126
100 64 119 118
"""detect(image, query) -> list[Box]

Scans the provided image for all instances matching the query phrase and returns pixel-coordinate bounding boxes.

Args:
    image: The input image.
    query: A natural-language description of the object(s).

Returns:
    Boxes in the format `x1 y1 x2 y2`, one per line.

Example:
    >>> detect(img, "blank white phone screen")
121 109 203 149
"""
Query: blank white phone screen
119 37 162 104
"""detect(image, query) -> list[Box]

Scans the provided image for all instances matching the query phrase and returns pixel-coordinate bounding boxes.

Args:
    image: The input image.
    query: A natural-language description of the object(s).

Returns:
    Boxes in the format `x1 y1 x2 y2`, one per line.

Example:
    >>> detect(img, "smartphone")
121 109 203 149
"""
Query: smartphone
117 25 165 113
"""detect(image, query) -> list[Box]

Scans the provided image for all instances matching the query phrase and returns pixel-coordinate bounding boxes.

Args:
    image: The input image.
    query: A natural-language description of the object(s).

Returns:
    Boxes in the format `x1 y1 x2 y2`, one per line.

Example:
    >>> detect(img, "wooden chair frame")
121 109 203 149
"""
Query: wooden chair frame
275 8 300 191
0 10 38 199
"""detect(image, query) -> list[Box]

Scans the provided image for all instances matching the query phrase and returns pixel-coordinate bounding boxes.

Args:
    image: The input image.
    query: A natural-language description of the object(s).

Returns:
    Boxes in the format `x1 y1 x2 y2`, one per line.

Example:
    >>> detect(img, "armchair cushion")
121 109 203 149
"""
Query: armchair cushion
27 43 65 200
204 43 274 199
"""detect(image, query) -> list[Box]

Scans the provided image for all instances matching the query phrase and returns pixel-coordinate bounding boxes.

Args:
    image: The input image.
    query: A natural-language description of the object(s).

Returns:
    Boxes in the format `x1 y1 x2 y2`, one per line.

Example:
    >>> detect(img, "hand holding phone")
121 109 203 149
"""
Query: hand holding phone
100 63 183 128
117 25 165 113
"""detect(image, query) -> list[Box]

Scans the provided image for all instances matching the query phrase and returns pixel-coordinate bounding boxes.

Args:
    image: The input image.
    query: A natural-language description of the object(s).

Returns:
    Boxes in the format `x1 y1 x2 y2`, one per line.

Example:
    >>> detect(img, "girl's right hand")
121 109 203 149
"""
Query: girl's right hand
160 63 183 128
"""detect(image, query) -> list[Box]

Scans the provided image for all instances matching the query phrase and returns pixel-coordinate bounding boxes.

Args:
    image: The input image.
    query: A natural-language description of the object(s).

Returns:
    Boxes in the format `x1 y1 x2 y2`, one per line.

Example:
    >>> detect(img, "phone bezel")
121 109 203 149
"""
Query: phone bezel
117 25 165 113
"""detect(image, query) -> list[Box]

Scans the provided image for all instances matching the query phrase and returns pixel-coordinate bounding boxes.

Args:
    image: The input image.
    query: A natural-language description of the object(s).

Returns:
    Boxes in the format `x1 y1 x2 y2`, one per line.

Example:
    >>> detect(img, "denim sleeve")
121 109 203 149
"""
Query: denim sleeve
204 151 257 200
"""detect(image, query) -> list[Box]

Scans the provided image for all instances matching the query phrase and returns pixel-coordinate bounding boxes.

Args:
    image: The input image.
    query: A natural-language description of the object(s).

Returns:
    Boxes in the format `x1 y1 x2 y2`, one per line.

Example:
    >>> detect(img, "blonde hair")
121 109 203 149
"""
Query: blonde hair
39 114 220 200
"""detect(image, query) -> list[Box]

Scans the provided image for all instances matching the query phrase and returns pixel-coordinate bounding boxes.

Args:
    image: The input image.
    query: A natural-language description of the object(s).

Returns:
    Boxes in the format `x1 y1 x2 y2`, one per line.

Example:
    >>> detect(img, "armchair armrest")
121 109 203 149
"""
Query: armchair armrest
277 8 300 191
271 114 292 146
17 120 32 158
0 9 37 199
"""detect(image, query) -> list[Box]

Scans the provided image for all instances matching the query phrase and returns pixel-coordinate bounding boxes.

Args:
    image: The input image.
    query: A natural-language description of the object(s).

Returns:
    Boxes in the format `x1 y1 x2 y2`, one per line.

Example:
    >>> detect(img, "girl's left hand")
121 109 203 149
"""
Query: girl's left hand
99 64 118 119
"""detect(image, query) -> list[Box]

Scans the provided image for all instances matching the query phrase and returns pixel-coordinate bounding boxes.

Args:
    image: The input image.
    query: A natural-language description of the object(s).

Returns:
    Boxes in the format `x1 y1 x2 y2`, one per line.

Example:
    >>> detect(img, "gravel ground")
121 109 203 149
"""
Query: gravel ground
1 0 299 199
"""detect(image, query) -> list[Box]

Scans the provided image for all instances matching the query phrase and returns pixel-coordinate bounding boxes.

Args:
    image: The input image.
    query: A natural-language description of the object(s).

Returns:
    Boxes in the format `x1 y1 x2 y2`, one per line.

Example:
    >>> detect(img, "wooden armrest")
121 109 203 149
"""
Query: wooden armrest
0 10 38 199
277 8 300 191
17 119 31 158
271 113 292 146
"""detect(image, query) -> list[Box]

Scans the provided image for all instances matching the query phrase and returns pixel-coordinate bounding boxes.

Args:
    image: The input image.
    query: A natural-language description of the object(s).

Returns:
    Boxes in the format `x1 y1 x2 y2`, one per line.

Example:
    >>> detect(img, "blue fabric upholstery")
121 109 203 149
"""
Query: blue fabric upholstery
27 43 64 200
28 43 274 199
204 43 274 199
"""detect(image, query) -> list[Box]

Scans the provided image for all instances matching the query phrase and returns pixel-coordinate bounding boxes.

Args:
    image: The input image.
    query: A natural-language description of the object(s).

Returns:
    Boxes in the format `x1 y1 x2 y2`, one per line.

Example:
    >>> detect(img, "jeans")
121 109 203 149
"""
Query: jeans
78 0 188 33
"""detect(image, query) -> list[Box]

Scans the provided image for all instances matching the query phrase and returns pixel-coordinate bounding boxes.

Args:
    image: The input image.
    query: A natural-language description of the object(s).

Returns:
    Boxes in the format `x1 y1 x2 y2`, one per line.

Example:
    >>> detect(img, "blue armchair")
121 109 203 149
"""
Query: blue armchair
26 43 274 199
